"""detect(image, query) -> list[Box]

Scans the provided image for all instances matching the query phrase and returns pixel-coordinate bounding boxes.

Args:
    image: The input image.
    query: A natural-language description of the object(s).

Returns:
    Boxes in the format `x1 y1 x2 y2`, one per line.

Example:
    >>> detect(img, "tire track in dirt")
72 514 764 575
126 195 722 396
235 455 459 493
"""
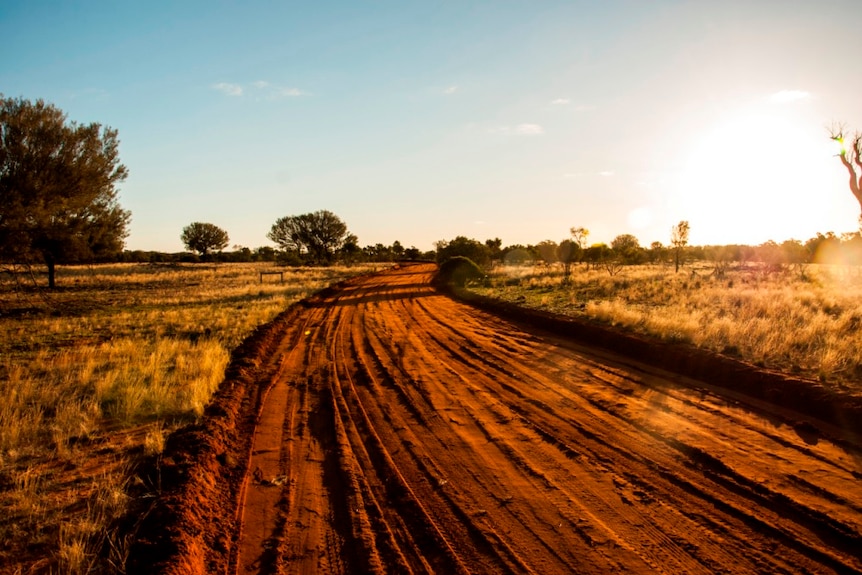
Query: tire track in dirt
230 263 862 574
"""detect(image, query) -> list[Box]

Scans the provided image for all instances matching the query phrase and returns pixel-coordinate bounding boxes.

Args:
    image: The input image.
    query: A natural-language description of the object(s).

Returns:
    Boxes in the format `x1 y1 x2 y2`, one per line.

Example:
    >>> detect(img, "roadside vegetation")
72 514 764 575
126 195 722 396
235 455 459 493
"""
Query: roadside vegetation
469 261 862 393
0 262 382 574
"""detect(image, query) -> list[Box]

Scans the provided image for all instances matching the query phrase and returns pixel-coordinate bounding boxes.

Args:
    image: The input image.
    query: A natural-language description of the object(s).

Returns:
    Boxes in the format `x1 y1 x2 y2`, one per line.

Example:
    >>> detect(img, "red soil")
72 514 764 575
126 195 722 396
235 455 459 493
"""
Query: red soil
128 263 862 574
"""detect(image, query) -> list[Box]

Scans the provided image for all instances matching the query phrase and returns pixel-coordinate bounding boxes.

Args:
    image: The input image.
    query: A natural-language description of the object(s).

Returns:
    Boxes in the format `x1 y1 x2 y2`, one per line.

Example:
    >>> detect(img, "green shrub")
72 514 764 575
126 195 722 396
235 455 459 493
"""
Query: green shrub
434 256 486 287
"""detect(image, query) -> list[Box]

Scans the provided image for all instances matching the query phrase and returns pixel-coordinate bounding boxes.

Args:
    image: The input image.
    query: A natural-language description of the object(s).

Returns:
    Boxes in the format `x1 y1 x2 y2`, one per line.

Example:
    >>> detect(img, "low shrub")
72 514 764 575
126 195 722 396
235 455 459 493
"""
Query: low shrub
434 256 486 287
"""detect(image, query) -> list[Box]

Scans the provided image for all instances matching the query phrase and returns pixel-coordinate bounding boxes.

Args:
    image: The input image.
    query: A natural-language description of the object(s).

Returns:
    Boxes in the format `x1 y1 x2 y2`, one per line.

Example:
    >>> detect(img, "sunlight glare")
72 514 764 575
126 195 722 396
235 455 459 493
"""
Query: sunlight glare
674 106 835 245
628 206 653 230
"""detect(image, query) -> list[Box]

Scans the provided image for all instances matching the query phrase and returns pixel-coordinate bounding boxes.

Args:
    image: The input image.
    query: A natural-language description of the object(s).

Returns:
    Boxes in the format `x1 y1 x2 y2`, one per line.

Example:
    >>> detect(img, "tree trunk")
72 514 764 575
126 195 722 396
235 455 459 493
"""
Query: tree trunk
47 258 56 289
839 153 862 215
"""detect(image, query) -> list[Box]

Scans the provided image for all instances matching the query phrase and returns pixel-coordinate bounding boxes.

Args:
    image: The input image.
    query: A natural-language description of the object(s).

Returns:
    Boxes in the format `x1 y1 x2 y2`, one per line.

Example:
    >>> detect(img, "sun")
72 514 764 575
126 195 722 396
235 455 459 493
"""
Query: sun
672 105 839 245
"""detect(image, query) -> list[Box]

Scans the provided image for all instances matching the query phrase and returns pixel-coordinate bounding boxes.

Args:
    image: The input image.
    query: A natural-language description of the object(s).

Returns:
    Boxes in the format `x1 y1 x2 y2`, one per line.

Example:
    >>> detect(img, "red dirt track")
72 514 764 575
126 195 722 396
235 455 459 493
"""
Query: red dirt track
130 263 862 574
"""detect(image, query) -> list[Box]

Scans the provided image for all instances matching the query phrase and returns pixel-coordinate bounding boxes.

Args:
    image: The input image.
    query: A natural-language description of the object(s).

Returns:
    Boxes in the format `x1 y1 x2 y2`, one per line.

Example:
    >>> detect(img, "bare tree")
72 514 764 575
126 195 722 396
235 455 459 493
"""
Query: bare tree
671 220 690 273
570 227 589 250
829 124 862 218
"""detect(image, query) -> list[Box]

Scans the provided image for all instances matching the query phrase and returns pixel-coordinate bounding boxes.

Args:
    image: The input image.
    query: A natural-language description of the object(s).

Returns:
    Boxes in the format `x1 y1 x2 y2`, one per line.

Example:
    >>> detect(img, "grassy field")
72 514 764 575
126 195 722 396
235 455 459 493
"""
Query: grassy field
0 261 384 574
470 262 862 394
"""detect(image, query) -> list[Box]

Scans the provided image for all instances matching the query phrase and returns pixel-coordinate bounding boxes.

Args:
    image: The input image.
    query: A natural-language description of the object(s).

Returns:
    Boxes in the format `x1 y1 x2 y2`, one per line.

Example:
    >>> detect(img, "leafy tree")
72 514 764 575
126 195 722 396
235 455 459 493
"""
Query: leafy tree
268 210 352 264
610 234 643 264
485 237 503 261
181 222 229 258
364 243 392 262
649 241 665 264
301 210 350 263
535 240 559 265
433 256 485 287
583 243 610 270
0 96 130 287
670 220 690 273
338 233 361 263
502 244 536 265
404 246 422 260
255 246 277 261
267 215 304 256
435 236 491 267
558 239 578 282
829 125 862 218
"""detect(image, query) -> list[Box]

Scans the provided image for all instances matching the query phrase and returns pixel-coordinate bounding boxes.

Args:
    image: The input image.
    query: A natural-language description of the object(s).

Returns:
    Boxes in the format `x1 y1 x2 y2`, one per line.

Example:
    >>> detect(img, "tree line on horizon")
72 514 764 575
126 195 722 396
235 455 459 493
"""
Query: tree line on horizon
171 217 862 274
5 94 862 288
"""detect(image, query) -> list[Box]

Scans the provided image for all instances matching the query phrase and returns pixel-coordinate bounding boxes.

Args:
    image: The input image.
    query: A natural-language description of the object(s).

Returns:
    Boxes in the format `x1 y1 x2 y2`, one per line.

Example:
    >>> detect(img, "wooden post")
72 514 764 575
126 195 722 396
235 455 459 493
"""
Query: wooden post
259 271 284 283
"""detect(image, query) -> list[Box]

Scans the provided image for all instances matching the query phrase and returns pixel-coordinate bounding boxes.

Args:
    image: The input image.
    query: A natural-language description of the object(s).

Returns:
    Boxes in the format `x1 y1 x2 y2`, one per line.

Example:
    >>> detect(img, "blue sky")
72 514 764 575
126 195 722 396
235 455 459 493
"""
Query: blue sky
3 1 862 252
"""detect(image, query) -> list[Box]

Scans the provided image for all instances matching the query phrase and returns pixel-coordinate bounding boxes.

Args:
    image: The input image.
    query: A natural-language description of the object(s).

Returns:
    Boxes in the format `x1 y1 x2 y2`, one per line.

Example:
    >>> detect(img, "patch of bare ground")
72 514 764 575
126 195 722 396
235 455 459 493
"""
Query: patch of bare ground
129 263 862 574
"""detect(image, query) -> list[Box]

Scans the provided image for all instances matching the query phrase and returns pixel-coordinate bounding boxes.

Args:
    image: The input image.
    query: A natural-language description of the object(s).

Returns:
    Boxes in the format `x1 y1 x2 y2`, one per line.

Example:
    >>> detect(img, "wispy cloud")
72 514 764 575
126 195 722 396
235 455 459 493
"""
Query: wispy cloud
516 123 543 135
598 170 615 177
212 82 243 96
551 98 570 105
212 81 310 99
277 87 309 97
443 85 458 94
769 90 811 103
490 123 544 135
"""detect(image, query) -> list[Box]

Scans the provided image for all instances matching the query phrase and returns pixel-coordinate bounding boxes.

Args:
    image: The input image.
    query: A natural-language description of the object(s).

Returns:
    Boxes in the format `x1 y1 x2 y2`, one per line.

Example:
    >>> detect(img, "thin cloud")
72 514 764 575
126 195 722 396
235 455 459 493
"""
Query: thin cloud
213 82 243 96
443 86 458 94
489 123 544 135
769 90 811 103
551 98 570 105
516 123 544 135
276 87 309 97
598 170 615 177
212 81 310 99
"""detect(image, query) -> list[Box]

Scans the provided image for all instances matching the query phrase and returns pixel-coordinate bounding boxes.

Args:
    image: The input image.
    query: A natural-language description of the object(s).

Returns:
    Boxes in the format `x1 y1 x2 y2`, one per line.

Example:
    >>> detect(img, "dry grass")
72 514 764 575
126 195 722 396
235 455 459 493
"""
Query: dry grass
0 261 383 574
472 262 862 393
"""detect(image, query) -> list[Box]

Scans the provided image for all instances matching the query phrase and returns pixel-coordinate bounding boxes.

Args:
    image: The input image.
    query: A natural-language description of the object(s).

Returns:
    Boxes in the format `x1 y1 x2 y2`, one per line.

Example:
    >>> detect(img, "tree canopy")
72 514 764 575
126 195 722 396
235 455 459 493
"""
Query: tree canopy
268 210 352 264
435 236 491 267
0 96 130 287
611 234 643 264
181 222 230 258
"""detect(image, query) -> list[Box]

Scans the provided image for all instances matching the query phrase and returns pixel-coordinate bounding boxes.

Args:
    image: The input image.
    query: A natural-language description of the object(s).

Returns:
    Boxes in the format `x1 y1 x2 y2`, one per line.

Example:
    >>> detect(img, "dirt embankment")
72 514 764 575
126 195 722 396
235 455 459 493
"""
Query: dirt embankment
127 263 862 575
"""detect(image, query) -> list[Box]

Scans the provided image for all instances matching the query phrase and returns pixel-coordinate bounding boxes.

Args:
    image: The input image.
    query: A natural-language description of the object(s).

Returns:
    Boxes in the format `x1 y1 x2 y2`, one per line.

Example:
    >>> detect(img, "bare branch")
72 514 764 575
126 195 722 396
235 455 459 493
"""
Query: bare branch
828 122 847 149
853 133 862 171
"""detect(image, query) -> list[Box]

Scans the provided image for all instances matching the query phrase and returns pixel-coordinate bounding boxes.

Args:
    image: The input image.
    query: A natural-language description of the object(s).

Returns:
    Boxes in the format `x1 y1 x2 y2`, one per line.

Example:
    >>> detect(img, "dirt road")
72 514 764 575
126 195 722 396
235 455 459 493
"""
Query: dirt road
134 263 862 574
